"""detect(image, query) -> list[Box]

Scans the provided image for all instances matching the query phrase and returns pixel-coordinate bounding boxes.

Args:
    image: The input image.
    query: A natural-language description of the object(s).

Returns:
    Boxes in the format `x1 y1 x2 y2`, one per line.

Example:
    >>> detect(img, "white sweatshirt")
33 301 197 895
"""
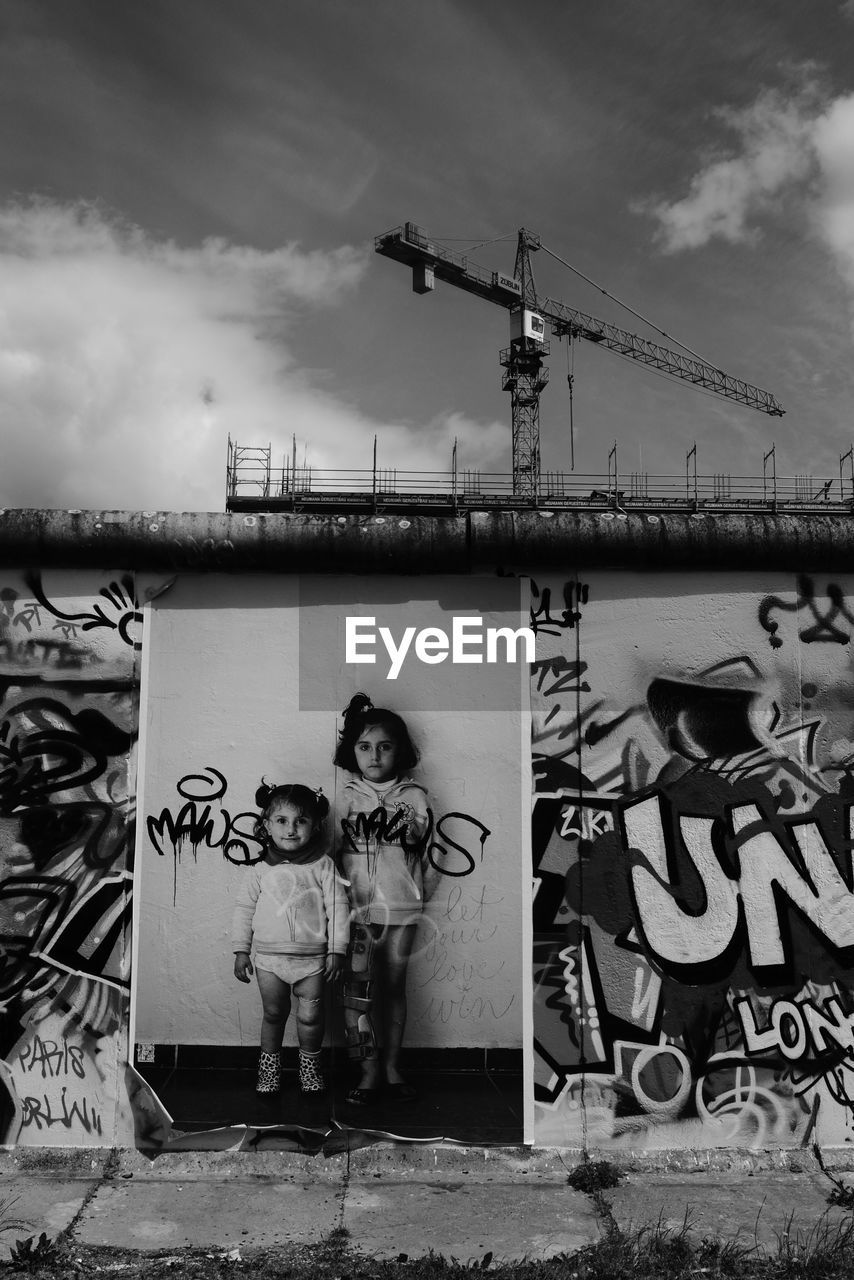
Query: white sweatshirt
231 853 350 956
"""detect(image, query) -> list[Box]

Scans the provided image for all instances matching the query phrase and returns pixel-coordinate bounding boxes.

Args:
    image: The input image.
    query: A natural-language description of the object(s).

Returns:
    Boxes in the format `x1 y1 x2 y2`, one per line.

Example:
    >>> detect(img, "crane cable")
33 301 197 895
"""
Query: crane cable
434 234 723 371
566 335 575 471
540 243 725 372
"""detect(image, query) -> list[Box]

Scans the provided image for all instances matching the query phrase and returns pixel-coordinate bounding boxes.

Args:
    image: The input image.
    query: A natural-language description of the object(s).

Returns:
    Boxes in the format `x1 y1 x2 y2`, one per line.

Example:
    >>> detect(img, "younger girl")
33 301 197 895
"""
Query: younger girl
335 694 434 1105
232 783 350 1095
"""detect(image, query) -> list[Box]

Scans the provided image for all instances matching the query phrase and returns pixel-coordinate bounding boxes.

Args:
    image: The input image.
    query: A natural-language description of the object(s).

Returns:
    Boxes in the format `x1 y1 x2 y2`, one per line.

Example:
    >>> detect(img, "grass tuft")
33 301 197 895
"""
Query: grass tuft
0 1191 29 1238
560 1211 759 1280
770 1212 854 1279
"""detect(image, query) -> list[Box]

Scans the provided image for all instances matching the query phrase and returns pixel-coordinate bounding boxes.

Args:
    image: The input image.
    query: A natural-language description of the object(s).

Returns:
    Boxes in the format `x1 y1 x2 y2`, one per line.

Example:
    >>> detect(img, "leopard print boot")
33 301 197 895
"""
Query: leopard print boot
298 1050 325 1094
256 1050 281 1095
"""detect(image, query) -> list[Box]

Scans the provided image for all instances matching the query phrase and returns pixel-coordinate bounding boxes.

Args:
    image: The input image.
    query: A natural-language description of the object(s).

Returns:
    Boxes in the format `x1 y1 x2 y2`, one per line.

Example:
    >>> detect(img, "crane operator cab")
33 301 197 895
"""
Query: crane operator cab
511 308 546 345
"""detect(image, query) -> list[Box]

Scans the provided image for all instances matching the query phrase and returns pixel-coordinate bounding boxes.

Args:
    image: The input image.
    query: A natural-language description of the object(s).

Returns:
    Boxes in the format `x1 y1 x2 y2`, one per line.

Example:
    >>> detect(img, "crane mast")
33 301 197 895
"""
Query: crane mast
503 229 547 493
375 222 784 498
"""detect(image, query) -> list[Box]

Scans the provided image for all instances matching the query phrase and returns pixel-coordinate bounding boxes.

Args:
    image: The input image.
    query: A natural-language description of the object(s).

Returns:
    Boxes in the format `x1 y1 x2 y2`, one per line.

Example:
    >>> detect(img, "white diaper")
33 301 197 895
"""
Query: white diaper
254 953 325 985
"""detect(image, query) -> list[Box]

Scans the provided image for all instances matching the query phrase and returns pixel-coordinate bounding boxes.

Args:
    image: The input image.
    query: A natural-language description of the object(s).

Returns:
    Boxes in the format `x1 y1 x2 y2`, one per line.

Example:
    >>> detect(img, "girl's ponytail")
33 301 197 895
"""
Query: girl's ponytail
255 778 276 810
313 788 330 821
342 692 373 730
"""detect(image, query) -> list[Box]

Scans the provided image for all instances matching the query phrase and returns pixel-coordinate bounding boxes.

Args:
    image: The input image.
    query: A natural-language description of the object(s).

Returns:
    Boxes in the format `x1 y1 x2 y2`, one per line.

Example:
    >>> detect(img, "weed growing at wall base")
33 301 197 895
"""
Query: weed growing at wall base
8 1231 61 1269
566 1158 622 1194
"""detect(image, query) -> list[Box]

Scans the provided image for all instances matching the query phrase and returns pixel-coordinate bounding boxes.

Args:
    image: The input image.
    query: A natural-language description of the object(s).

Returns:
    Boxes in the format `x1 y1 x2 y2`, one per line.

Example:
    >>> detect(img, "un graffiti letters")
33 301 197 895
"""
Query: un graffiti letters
624 791 854 983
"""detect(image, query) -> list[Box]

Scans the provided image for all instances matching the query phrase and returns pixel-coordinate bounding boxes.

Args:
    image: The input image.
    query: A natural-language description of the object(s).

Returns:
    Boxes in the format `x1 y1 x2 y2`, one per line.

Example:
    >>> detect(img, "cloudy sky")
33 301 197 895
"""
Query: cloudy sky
3 0 854 509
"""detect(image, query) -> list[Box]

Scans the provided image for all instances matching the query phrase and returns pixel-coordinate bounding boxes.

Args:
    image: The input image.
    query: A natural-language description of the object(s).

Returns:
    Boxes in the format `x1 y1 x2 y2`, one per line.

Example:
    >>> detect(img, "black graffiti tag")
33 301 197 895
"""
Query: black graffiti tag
18 1034 86 1079
341 806 490 879
146 767 264 866
0 700 132 811
428 812 491 878
24 571 142 649
531 655 590 700
758 574 854 648
21 1088 102 1136
530 578 589 637
341 803 433 859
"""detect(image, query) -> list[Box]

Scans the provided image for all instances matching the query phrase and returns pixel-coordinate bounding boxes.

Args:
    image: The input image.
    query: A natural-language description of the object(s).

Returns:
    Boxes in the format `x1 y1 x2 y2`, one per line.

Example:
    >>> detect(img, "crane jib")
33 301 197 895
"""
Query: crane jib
374 224 785 424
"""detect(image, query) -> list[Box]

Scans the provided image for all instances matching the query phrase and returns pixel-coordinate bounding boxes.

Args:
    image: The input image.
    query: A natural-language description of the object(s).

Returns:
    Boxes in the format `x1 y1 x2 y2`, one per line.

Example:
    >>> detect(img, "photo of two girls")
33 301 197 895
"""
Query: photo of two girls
134 575 525 1147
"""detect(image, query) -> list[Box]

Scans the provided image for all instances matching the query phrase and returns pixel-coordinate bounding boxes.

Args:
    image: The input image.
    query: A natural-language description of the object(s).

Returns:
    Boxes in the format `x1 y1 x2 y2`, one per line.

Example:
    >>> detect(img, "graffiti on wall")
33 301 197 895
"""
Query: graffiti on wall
0 572 140 1146
532 574 854 1149
149 765 493 883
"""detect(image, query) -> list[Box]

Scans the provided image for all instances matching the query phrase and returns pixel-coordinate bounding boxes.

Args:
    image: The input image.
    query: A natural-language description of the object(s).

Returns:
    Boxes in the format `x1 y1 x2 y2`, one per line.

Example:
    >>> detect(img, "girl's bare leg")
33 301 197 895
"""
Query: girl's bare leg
292 970 325 1054
380 923 416 1085
256 968 291 1052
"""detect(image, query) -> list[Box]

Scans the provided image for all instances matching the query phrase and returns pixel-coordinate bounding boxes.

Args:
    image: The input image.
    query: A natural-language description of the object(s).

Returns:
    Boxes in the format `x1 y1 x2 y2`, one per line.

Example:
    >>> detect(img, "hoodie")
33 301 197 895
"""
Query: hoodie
338 775 432 926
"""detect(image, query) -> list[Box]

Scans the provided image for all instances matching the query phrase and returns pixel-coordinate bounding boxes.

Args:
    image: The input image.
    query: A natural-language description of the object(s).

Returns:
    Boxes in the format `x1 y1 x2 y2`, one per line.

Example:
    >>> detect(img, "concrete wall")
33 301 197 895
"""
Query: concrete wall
531 569 854 1151
4 513 854 1155
0 569 139 1147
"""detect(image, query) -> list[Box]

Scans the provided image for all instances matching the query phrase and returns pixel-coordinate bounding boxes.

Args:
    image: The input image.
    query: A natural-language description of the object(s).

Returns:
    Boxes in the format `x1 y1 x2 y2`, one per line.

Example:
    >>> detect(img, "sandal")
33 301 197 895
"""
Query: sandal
345 1086 382 1106
384 1081 418 1104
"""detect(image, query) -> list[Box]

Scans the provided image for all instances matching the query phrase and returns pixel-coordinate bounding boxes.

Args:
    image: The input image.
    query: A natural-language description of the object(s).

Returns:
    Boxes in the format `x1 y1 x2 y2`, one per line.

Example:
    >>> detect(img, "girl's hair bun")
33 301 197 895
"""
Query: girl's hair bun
254 778 275 809
342 692 373 727
314 789 330 820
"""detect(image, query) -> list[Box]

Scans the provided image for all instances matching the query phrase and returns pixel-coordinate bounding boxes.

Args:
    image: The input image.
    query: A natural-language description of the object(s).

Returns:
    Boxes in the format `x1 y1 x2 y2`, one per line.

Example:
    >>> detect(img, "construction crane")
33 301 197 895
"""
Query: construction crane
375 222 784 498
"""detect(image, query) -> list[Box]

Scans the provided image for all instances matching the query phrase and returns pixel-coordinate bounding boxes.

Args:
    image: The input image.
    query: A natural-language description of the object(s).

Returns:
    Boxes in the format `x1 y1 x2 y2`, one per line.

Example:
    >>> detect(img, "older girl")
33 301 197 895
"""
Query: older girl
335 694 434 1105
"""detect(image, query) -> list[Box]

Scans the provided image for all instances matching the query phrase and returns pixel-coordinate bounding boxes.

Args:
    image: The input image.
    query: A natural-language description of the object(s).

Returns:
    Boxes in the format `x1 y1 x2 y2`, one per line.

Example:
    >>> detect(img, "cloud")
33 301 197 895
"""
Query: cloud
637 82 824 252
812 95 854 290
0 200 506 511
636 75 854 354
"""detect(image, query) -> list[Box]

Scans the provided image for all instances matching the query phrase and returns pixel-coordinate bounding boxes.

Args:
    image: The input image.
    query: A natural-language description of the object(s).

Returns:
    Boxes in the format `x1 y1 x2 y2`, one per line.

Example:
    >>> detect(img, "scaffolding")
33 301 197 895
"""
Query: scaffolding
225 438 854 516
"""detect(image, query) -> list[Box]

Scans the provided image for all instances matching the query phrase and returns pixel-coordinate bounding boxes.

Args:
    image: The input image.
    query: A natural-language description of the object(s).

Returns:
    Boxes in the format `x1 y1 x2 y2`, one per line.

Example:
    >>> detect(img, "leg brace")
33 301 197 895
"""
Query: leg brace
342 923 378 1059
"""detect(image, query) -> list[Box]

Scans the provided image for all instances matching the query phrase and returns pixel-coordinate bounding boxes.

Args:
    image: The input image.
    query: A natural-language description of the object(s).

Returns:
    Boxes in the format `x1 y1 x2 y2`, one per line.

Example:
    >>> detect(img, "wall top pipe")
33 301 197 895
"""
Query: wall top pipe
0 508 852 573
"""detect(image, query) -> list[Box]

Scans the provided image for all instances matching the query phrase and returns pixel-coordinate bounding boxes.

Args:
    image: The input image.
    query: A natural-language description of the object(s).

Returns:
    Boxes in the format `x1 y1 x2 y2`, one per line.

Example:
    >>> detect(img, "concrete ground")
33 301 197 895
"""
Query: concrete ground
1 1145 853 1265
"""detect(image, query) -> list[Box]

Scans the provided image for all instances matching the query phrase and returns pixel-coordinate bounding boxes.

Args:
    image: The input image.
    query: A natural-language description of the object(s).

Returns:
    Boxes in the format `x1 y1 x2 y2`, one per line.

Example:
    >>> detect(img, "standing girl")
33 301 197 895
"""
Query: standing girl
335 694 434 1105
232 783 350 1096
